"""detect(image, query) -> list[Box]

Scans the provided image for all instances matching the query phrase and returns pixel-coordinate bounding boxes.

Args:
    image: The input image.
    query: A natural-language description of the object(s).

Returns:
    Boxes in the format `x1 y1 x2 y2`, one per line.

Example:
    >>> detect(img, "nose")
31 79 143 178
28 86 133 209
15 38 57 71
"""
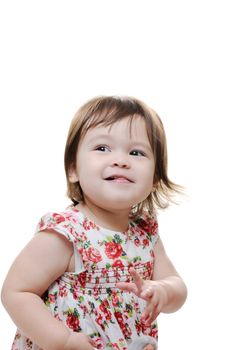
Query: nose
111 153 130 168
112 162 128 168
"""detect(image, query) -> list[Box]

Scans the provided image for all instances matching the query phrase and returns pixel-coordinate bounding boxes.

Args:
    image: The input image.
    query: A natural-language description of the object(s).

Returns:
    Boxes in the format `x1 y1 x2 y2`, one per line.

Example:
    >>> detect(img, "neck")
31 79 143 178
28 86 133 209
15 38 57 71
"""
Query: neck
77 200 130 232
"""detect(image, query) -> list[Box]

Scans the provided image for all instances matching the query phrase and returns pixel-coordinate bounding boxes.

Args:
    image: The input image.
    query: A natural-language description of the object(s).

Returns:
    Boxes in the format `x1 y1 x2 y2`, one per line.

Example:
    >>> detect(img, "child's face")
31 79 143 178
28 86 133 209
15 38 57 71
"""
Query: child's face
70 116 155 213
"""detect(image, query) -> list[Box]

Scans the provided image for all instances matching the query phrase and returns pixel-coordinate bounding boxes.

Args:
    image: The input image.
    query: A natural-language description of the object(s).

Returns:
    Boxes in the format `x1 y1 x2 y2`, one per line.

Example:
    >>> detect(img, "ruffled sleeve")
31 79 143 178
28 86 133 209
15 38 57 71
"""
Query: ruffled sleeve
138 211 160 247
35 211 79 243
35 210 86 273
148 214 159 247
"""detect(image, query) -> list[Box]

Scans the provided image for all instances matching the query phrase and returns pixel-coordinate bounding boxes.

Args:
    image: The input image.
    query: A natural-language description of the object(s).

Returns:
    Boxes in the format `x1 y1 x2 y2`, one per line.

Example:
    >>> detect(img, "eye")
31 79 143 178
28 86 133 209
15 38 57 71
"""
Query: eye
130 149 146 157
95 145 111 152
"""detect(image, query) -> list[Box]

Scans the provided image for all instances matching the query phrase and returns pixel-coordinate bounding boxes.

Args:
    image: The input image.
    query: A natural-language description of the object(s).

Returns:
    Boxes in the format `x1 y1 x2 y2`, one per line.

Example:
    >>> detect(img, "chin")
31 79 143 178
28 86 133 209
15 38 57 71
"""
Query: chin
99 199 135 212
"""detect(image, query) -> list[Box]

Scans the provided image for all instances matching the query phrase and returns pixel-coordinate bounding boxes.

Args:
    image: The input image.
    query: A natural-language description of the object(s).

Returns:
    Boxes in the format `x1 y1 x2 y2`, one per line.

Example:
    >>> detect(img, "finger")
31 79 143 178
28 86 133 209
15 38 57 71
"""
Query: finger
143 299 162 325
141 309 159 325
141 286 154 300
145 307 160 324
141 294 159 322
141 304 153 321
116 282 138 294
129 267 144 292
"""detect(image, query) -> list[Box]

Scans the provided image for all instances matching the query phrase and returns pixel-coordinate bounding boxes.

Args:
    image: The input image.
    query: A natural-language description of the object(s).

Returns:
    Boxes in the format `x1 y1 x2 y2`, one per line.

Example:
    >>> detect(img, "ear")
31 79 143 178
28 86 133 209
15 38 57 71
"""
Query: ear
68 168 79 183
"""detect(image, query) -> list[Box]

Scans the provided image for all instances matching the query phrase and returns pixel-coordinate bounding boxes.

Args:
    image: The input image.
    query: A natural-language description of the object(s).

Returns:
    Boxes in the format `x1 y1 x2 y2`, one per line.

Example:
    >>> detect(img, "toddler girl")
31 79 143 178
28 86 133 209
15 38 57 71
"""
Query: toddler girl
1 96 187 350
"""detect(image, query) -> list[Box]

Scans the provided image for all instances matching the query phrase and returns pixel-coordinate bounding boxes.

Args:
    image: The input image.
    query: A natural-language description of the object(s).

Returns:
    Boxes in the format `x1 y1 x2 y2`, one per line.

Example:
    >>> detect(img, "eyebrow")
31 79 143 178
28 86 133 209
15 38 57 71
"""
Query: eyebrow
129 141 152 151
86 134 113 145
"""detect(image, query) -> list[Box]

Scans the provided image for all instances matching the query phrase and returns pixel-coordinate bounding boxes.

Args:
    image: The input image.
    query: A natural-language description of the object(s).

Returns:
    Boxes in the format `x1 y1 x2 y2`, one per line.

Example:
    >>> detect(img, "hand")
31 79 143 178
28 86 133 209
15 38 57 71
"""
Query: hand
116 267 168 325
64 332 96 350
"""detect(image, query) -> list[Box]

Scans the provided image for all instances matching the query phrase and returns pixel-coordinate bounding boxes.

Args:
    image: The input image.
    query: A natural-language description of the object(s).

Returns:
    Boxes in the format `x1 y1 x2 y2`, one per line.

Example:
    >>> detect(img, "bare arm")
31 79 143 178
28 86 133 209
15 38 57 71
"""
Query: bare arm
151 237 187 313
1 231 94 350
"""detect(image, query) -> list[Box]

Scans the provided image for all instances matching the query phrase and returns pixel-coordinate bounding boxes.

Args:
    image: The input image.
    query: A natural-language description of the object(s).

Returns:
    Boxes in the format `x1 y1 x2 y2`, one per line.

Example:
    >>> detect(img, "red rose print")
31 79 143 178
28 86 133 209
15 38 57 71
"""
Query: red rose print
95 314 103 327
78 271 87 288
99 299 108 312
111 293 120 307
143 238 149 247
48 293 56 303
145 261 153 277
112 259 125 270
83 219 91 231
59 286 68 298
93 286 99 297
150 249 155 258
52 213 66 224
138 218 158 235
68 226 74 235
115 310 132 339
66 314 80 331
114 311 124 327
150 220 158 234
83 219 99 231
149 327 158 338
94 337 105 349
105 242 123 259
99 300 112 320
122 323 132 338
86 247 102 263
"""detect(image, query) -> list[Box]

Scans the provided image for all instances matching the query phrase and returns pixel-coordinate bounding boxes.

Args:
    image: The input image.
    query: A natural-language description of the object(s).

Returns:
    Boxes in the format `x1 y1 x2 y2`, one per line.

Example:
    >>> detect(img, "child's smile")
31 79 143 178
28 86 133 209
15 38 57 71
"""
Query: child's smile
104 175 133 183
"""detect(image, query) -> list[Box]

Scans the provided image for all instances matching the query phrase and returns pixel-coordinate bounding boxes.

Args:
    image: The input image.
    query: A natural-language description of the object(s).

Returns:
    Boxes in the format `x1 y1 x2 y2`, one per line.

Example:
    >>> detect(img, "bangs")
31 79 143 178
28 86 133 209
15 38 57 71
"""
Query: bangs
79 96 155 146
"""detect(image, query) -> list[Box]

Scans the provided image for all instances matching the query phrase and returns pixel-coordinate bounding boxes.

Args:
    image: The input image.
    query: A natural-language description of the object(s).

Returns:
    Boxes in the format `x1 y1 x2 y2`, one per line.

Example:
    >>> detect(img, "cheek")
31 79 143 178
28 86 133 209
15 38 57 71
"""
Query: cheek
144 167 155 193
76 154 90 177
77 160 100 189
78 168 93 186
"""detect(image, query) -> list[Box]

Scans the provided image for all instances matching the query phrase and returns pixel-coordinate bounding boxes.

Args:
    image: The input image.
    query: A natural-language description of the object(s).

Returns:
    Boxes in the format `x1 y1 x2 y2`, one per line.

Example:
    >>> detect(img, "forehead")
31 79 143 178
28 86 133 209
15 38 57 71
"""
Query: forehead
82 116 150 142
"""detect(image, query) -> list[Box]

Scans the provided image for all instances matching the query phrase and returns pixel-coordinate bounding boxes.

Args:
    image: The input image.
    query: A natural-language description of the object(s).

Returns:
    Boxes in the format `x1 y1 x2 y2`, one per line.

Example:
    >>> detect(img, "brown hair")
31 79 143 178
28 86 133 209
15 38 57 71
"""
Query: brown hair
64 96 181 215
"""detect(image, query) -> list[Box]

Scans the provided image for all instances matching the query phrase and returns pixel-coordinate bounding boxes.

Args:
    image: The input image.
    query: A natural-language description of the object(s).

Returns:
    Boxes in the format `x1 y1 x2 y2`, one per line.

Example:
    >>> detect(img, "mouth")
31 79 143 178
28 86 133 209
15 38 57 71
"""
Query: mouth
105 175 133 183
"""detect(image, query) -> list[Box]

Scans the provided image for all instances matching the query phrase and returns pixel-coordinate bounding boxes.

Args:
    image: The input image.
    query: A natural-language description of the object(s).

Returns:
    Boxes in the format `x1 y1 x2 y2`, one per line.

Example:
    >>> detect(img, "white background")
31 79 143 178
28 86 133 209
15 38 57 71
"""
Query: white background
0 1 233 349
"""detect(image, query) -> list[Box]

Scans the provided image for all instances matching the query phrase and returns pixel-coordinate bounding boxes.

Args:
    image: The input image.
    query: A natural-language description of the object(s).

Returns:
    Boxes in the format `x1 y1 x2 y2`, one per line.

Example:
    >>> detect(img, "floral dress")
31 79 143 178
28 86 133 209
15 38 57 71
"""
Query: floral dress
12 206 159 350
